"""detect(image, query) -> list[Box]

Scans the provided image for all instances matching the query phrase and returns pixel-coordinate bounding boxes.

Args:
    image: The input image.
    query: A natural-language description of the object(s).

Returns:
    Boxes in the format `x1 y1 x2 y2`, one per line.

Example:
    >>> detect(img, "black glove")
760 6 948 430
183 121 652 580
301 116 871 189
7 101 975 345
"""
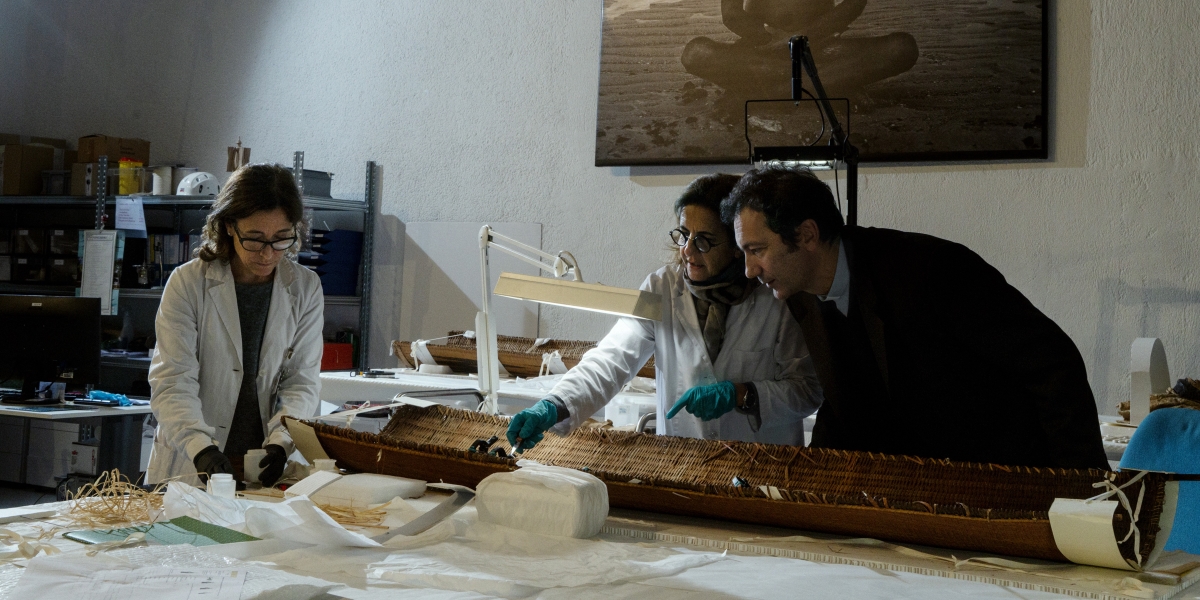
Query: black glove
193 445 234 484
258 444 288 487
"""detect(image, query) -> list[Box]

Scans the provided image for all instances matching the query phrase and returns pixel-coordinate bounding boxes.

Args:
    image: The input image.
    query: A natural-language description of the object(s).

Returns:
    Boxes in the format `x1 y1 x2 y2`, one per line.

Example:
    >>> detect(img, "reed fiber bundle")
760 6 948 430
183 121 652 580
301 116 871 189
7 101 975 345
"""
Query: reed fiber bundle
65 469 165 528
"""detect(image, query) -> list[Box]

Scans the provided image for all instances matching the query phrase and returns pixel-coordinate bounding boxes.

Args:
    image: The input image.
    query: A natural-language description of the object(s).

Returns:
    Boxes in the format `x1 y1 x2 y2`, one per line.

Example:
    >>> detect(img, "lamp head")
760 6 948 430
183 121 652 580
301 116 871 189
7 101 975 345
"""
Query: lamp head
493 272 660 321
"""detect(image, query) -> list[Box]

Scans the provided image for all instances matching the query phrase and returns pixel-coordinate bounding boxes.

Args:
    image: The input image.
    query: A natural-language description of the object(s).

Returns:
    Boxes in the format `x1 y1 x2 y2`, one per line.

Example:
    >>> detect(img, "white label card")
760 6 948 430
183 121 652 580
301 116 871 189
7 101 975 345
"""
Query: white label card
81 230 117 315
115 196 147 231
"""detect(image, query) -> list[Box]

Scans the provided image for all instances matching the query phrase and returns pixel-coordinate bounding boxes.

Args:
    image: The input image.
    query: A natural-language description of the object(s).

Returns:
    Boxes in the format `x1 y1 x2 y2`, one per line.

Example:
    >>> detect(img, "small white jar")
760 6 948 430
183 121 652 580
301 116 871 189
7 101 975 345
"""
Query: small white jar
207 473 236 499
243 449 267 483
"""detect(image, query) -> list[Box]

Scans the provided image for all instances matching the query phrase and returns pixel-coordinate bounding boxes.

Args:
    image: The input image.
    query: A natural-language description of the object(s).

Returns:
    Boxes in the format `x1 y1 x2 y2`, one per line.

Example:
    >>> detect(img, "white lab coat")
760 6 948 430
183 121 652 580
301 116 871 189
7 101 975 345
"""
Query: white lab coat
146 257 324 484
550 264 821 445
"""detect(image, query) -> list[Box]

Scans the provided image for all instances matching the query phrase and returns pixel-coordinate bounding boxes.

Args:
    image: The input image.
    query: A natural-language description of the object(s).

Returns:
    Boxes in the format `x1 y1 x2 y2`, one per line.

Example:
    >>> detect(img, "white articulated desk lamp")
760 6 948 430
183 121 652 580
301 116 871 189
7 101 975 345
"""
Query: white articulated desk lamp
475 225 661 415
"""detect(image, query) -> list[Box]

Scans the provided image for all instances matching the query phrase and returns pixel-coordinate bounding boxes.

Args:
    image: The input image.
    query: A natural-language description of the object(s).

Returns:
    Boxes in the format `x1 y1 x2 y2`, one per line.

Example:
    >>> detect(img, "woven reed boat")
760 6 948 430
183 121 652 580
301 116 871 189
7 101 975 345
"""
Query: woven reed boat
393 331 656 379
289 404 1175 567
1118 379 1200 421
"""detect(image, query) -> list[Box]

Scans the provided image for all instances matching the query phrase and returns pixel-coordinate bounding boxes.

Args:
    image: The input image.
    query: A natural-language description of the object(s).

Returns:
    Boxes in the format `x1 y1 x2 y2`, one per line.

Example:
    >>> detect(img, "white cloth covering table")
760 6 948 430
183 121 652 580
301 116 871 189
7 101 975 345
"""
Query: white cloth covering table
3 485 1198 599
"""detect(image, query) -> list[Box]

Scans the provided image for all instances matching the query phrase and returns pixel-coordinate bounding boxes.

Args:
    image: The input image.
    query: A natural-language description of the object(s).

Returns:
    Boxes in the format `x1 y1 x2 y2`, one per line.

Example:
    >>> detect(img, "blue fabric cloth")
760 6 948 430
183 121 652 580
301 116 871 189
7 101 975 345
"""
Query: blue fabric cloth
1120 408 1200 553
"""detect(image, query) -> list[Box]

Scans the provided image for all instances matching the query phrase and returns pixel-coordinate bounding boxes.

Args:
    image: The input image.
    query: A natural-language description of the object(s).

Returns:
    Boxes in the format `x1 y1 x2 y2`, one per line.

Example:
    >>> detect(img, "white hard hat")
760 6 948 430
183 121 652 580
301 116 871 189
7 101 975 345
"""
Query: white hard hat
176 172 221 196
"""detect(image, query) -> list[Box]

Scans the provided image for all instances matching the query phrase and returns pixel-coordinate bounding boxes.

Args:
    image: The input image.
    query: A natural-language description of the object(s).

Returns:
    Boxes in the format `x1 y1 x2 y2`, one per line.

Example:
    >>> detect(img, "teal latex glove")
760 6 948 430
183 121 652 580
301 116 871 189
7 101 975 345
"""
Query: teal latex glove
507 398 559 453
666 381 737 421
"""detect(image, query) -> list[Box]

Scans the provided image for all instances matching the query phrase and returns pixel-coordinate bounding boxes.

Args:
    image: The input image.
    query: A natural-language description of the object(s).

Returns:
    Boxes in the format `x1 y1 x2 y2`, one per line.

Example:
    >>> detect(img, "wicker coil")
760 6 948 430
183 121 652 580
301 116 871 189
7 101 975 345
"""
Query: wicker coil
299 404 1169 564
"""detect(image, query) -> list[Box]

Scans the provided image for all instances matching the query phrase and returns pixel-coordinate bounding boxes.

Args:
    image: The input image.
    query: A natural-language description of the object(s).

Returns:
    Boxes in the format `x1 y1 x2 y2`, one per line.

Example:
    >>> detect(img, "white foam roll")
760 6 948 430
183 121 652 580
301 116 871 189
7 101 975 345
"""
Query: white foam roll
311 473 427 506
475 464 608 538
171 167 198 192
150 166 173 195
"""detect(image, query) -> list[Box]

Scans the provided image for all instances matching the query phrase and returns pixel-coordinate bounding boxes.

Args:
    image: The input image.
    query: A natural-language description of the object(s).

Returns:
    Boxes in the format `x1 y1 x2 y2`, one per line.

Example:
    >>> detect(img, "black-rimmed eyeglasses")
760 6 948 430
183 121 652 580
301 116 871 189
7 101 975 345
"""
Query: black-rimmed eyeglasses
669 228 724 253
232 224 298 253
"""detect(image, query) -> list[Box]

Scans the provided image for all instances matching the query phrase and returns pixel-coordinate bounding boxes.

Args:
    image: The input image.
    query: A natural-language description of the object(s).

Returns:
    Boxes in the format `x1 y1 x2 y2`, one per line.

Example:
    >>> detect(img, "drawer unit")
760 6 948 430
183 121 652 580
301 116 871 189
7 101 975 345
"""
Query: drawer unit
25 421 78 488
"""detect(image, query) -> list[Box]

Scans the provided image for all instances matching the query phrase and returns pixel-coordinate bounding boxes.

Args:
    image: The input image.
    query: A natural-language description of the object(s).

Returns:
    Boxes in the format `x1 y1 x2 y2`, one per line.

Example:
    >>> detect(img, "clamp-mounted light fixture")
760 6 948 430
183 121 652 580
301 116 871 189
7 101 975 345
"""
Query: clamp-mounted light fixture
745 35 861 226
475 225 661 414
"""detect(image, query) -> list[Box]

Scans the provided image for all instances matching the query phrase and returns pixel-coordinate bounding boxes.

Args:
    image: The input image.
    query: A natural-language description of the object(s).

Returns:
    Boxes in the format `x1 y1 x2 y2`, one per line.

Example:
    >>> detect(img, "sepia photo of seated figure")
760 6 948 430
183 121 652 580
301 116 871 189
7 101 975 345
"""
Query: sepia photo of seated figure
681 0 919 110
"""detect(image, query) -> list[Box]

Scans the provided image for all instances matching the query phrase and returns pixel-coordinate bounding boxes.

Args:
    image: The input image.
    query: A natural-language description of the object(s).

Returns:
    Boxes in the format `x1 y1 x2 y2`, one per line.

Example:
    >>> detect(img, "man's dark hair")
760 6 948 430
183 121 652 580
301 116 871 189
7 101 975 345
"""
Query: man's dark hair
721 165 844 247
674 173 741 226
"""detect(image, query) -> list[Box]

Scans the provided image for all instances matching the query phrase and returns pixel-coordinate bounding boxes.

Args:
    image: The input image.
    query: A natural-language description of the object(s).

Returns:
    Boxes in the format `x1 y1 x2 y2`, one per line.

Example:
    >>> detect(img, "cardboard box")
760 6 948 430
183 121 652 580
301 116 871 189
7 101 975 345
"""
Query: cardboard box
77 134 150 165
69 443 98 477
41 170 70 195
13 229 44 254
0 135 72 170
0 134 66 148
12 256 45 282
48 229 79 255
70 162 117 196
0 144 55 195
47 256 80 284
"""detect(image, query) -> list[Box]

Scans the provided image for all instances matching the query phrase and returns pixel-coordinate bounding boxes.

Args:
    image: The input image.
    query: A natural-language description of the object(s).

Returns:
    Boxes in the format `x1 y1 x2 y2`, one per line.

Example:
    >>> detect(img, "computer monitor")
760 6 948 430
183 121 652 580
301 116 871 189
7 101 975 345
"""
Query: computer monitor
0 295 101 402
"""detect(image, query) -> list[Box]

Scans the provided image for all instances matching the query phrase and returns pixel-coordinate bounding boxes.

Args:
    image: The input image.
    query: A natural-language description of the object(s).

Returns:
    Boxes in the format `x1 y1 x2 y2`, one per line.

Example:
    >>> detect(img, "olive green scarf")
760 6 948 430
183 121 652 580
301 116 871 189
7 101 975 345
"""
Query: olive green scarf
684 259 759 362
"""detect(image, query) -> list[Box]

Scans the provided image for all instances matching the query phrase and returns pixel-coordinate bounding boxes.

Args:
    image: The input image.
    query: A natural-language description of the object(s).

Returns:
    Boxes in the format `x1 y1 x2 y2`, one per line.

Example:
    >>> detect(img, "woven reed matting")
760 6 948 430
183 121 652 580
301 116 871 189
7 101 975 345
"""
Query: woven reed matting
299 405 1167 563
1118 395 1200 421
392 331 656 378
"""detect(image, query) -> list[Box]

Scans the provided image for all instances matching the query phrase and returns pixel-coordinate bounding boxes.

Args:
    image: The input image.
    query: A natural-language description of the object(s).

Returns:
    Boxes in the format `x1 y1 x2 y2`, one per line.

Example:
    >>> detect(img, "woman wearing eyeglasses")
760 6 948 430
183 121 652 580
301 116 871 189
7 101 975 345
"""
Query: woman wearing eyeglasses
507 174 822 452
147 164 323 488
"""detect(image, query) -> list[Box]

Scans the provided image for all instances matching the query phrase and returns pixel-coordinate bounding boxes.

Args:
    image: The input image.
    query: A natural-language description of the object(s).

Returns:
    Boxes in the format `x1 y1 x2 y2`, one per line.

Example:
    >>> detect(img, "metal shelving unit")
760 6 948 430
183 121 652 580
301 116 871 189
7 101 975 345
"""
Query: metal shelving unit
293 151 377 369
0 283 76 296
3 151 380 370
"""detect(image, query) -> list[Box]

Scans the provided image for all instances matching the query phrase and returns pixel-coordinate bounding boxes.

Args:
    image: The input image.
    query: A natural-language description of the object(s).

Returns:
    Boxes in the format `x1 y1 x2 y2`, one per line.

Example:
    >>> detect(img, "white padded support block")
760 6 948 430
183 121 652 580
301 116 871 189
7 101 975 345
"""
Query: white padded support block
1048 498 1130 570
1130 338 1169 425
312 473 427 506
475 464 609 538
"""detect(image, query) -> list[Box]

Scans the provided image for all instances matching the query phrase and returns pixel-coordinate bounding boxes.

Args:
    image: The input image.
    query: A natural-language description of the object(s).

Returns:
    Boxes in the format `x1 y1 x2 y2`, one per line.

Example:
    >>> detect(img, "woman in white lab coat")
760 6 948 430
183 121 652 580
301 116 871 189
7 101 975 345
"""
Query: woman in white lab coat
147 164 323 486
507 174 821 451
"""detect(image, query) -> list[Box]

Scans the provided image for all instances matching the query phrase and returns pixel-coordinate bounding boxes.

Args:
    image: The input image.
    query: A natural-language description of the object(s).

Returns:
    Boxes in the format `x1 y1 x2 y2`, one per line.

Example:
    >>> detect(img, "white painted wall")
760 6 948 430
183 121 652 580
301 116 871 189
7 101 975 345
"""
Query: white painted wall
2 0 1198 414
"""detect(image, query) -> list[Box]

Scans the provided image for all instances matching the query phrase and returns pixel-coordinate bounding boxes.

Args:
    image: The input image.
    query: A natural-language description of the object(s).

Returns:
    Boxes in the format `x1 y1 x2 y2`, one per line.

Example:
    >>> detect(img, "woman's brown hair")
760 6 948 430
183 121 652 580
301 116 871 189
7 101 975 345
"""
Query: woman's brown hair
197 164 305 262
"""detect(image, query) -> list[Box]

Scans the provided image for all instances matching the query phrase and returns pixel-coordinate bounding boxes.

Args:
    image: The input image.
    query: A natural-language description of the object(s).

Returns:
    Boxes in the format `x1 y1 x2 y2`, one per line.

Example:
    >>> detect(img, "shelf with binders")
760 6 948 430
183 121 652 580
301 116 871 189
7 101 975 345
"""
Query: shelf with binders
0 194 365 210
115 286 362 305
3 153 380 383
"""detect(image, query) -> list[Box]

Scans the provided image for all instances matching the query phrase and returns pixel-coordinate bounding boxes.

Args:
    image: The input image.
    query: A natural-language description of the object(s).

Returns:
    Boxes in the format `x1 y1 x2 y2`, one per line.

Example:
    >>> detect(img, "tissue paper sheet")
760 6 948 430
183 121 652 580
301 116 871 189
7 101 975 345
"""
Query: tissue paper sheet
535 554 1077 600
365 521 722 597
223 518 720 598
162 481 380 547
2 544 338 600
476 464 608 538
11 555 247 600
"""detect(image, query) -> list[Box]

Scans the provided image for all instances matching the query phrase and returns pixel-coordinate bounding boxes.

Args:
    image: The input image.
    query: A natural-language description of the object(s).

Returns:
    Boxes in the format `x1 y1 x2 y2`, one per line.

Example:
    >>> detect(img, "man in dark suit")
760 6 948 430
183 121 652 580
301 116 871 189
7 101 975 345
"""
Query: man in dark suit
721 165 1108 469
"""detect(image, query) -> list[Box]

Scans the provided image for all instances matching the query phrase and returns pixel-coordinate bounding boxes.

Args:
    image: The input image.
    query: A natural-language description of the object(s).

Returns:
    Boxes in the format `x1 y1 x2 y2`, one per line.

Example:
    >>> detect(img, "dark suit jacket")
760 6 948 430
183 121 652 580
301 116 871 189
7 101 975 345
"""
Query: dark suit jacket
788 227 1108 469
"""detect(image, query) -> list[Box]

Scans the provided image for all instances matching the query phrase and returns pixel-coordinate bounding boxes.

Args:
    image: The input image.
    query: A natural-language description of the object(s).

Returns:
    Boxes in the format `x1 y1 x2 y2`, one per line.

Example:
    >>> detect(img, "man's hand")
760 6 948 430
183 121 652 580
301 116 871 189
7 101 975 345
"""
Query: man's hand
666 381 738 421
506 399 560 453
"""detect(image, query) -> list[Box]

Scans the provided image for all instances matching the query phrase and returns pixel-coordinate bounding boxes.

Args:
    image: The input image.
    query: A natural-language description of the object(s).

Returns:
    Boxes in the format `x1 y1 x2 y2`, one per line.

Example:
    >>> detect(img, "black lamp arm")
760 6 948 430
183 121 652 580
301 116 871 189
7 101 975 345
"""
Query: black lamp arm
790 35 850 149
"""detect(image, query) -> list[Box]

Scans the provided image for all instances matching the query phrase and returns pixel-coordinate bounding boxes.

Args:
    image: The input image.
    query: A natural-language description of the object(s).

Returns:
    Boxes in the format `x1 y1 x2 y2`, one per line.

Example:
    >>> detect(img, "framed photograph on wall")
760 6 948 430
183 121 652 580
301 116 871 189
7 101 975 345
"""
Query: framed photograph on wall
595 0 1048 166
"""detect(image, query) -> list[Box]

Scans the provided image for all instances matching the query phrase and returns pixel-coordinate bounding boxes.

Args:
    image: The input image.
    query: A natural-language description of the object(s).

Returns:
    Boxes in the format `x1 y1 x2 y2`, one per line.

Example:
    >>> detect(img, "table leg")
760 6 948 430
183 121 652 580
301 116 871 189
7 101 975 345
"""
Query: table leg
97 414 144 479
18 418 30 484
